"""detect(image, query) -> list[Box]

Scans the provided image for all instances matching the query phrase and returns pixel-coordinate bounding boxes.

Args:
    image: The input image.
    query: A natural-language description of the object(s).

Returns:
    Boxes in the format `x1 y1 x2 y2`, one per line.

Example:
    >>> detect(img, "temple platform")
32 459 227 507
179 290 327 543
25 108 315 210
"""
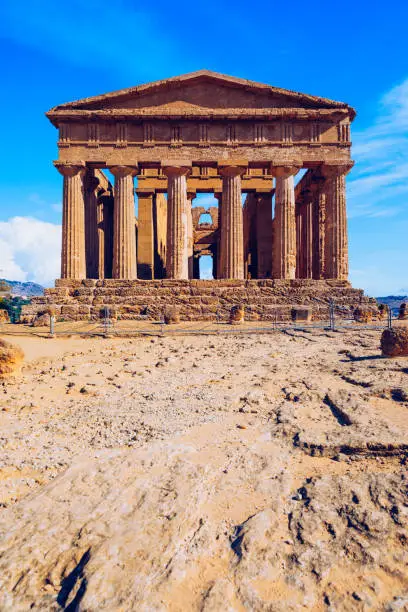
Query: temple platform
21 279 376 322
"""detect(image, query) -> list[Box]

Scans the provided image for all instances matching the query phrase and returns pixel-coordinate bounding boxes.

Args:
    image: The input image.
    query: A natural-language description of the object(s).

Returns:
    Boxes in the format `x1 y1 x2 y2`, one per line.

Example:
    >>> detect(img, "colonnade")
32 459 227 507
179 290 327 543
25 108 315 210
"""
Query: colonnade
56 162 350 282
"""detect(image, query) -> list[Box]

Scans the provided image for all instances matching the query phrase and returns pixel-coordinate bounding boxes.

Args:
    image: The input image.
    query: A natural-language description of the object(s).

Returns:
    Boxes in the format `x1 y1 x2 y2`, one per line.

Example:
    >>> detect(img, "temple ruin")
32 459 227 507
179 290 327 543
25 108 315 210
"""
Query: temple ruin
25 70 373 321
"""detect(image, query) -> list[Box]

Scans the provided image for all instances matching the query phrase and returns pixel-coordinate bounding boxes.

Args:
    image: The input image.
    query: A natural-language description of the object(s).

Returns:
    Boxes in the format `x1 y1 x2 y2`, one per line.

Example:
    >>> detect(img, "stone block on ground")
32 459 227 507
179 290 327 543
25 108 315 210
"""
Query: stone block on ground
229 304 245 325
0 338 24 378
398 303 408 320
291 307 313 323
381 327 408 357
354 307 373 323
163 306 180 324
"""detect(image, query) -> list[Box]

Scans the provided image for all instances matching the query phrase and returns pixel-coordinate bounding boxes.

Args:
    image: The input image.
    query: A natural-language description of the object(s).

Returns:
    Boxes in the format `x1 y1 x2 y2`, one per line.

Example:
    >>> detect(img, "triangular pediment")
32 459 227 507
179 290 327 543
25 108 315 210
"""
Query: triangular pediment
49 70 354 117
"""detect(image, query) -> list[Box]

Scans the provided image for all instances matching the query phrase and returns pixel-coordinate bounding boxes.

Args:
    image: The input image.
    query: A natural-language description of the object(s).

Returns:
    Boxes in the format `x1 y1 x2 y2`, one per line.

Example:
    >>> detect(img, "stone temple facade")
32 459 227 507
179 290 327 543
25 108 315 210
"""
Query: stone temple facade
25 70 374 321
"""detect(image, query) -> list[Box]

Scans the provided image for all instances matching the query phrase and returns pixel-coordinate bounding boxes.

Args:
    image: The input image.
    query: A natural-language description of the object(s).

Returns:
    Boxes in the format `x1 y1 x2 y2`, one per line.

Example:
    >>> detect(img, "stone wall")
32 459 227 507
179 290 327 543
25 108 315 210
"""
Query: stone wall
21 279 376 323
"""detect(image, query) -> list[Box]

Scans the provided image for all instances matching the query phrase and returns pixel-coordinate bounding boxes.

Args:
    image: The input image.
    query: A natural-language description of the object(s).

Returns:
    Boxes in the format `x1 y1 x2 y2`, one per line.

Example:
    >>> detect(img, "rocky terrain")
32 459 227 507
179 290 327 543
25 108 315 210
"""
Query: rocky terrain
0 279 44 297
0 328 407 610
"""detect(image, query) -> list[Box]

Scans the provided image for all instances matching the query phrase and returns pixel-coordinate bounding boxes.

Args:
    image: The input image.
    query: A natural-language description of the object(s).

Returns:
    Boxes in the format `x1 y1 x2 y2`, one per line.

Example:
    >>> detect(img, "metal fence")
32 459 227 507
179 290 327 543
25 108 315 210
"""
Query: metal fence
0 301 397 339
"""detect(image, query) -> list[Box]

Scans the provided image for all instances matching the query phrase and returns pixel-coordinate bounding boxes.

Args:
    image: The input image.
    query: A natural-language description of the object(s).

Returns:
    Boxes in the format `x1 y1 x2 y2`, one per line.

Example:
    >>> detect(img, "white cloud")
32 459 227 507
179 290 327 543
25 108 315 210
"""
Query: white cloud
0 217 61 287
349 78 408 218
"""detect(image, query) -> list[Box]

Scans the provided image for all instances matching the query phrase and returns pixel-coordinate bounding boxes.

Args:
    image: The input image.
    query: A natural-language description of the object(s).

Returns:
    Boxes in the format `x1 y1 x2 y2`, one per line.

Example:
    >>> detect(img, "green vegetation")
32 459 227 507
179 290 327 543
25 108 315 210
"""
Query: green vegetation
0 296 31 323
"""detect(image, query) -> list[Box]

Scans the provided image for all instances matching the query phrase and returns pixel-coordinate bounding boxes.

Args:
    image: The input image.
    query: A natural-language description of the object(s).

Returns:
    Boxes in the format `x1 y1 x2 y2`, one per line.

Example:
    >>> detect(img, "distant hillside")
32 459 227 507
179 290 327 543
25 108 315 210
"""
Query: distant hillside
0 279 44 297
376 295 408 314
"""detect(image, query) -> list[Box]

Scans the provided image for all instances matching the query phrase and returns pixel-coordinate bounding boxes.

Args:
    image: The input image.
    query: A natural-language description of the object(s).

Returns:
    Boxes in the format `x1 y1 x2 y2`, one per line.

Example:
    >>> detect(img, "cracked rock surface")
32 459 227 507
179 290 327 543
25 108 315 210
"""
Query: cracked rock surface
0 329 407 610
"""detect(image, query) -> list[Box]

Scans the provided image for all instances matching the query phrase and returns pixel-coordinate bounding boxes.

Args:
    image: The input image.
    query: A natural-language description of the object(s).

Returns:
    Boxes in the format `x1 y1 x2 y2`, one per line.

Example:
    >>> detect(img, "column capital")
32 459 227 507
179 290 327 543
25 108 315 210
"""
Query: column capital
54 161 85 177
322 161 354 177
218 163 246 178
135 188 155 196
187 191 196 201
109 165 138 178
162 165 191 177
271 163 302 178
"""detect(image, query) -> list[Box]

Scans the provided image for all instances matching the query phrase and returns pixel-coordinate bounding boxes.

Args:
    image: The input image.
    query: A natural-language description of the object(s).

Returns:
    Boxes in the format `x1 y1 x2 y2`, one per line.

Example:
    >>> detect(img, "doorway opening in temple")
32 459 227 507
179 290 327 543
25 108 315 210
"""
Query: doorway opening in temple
199 255 213 280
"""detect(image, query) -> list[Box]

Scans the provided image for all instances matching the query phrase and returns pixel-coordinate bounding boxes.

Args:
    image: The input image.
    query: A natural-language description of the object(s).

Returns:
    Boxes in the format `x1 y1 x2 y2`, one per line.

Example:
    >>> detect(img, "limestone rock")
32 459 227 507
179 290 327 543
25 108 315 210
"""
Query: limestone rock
0 309 10 323
381 327 408 357
229 304 244 325
291 306 312 323
0 338 24 378
354 306 373 323
398 303 408 320
163 306 180 324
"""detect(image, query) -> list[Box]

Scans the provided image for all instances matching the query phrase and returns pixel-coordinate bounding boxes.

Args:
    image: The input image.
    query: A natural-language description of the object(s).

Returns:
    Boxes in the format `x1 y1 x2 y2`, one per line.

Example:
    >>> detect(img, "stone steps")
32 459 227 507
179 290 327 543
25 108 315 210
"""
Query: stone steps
21 279 376 323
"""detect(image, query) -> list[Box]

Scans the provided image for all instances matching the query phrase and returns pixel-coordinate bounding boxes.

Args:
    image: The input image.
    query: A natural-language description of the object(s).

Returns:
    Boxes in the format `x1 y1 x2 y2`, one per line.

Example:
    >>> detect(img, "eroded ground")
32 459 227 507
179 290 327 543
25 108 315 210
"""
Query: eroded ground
0 328 407 610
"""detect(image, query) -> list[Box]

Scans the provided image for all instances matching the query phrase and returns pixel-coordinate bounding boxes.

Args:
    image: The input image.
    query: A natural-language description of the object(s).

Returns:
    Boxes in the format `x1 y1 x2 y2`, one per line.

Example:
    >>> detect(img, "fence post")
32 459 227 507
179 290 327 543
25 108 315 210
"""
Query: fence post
329 299 335 331
49 315 55 337
388 305 392 330
103 307 111 336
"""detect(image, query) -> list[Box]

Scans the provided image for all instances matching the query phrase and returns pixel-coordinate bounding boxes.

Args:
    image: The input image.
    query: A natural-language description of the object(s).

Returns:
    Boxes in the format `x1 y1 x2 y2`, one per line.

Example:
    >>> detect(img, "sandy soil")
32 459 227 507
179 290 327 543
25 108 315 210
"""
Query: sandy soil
0 327 407 610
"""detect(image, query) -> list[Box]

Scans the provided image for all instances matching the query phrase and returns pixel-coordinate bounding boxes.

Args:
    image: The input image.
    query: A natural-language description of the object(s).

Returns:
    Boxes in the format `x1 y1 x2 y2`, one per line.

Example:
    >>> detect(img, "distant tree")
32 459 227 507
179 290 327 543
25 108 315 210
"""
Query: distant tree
0 296 31 323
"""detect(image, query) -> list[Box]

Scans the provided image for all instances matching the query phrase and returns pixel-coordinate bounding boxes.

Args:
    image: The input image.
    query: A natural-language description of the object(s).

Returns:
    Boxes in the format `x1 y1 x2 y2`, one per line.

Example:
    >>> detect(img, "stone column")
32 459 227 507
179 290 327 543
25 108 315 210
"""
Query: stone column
295 202 303 278
324 164 351 280
96 195 105 279
163 166 190 279
137 189 155 279
312 181 326 279
256 193 273 278
219 166 245 279
193 256 200 280
98 191 114 279
215 193 222 279
84 171 100 279
110 166 137 279
187 192 195 279
273 166 299 279
301 191 313 279
55 162 86 279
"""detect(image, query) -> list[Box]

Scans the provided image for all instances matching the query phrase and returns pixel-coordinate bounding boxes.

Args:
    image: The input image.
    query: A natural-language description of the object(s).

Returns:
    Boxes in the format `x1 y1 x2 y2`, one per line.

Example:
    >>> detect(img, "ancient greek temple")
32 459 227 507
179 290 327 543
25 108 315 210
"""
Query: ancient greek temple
26 71 371 321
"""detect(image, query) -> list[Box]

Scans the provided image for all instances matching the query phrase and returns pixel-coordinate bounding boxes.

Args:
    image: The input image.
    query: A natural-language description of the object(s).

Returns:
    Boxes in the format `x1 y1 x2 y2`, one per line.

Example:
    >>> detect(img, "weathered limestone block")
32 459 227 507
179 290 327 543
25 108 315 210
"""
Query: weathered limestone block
61 305 81 318
353 307 373 323
381 328 408 357
164 307 180 324
291 307 313 323
229 304 245 325
46 288 70 298
0 338 24 378
200 296 220 305
398 303 408 320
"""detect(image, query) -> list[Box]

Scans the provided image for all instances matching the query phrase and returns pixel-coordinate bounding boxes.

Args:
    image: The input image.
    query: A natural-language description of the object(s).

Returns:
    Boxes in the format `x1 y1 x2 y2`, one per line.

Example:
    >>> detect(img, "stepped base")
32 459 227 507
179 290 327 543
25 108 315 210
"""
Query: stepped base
21 279 376 323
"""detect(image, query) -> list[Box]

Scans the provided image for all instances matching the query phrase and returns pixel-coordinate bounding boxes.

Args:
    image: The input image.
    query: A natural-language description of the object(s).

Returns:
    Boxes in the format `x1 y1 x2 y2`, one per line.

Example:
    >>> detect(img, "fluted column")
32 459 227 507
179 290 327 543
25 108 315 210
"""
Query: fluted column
110 166 137 279
295 202 303 278
164 166 190 279
187 192 195 279
302 192 313 279
219 166 245 279
215 193 223 279
256 193 273 278
137 189 155 279
273 166 299 279
312 182 326 279
55 162 86 279
84 171 100 279
324 164 352 280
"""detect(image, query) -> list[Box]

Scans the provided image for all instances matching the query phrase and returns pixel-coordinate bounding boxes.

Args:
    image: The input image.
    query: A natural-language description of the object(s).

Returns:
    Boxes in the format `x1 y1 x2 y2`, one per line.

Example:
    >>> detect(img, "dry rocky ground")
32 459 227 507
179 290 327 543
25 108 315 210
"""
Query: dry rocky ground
0 327 407 610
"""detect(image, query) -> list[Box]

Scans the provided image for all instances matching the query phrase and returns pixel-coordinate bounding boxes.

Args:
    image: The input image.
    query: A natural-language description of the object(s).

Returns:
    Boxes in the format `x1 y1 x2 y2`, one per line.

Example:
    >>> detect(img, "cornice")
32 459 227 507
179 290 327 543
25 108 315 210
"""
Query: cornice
47 107 351 127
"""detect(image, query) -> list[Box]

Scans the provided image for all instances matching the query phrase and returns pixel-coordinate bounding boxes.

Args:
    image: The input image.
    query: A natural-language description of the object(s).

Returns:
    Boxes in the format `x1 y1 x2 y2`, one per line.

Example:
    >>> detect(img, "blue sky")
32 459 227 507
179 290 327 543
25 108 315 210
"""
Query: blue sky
0 0 407 294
